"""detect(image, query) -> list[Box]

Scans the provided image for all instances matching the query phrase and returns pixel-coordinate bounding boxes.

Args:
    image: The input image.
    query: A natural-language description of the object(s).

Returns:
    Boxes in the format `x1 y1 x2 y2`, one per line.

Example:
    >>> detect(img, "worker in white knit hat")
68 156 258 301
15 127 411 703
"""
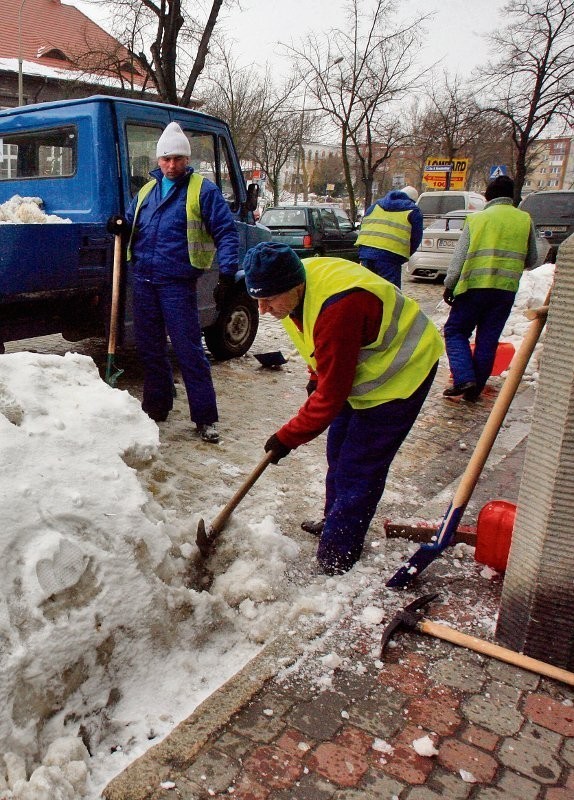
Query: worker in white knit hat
108 121 239 443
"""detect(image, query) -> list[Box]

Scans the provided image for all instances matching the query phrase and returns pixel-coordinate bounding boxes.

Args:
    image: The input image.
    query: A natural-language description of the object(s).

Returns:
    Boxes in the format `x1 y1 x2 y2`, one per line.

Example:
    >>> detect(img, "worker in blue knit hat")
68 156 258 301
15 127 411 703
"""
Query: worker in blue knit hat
243 242 443 575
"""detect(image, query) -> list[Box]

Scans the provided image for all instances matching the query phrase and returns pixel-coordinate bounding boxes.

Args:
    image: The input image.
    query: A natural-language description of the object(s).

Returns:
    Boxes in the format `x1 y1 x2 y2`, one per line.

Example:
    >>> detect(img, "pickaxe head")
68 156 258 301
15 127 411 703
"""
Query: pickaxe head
380 592 439 659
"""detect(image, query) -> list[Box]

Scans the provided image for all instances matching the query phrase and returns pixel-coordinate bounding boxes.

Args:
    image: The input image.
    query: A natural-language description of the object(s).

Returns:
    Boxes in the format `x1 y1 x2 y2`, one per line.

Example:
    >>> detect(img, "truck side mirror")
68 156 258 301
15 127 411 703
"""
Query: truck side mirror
246 183 259 212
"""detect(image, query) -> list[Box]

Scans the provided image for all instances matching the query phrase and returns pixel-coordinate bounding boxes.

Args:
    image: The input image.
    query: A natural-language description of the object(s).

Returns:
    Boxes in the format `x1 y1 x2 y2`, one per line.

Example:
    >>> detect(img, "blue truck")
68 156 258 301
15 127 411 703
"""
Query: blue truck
0 95 271 358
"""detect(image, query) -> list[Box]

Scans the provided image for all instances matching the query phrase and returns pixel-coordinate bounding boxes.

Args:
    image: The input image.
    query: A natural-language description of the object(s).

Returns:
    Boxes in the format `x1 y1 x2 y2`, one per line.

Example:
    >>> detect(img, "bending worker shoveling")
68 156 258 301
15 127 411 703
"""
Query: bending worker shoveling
242 242 443 576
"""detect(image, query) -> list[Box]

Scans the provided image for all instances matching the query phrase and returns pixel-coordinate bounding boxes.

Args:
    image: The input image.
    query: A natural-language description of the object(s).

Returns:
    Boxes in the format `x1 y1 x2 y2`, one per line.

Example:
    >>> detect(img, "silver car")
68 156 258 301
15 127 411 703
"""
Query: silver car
406 210 474 281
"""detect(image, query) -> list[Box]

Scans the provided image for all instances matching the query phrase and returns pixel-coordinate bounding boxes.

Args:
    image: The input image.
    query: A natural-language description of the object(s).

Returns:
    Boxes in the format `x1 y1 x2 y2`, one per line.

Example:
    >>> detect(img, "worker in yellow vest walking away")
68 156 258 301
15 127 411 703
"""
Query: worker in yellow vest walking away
355 185 423 288
442 175 538 403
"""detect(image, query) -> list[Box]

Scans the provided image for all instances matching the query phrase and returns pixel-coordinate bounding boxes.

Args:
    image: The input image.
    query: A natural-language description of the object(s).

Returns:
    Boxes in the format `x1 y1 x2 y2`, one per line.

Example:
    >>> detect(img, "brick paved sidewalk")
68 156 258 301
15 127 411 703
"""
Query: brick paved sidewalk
103 378 574 800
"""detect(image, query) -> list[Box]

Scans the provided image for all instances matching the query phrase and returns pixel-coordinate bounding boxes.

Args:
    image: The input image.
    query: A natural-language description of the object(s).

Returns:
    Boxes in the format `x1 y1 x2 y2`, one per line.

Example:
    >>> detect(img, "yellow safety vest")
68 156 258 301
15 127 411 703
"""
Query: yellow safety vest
127 172 215 269
282 257 443 408
356 206 412 259
455 204 531 296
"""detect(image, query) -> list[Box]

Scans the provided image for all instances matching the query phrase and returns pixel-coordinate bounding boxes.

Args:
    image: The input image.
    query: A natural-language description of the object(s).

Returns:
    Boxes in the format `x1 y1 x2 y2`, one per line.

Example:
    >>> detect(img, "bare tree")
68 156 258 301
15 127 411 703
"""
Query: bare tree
407 75 514 191
199 46 297 162
287 0 429 219
476 0 574 202
83 0 235 105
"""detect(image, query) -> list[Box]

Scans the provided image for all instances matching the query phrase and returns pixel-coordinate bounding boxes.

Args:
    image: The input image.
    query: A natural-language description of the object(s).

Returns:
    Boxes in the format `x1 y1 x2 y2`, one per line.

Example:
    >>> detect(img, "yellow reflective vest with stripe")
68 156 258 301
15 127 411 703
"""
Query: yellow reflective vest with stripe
281 257 443 408
356 206 412 259
127 172 216 269
454 204 531 296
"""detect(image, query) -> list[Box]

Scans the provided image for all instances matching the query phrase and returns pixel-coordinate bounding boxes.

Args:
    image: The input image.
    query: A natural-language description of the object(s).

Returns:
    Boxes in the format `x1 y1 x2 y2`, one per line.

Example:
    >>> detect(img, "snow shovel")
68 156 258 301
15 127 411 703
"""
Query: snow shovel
386 290 551 589
196 451 275 558
105 229 124 387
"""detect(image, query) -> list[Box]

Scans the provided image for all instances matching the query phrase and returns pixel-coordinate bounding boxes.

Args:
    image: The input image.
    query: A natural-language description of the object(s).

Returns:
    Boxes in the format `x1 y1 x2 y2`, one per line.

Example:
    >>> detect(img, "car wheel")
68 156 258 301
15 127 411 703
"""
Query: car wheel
203 289 259 361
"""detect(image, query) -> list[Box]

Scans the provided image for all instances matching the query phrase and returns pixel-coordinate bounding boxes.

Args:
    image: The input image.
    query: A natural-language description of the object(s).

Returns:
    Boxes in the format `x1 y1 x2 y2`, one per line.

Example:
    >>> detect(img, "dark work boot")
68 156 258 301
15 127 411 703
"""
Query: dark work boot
301 518 326 536
443 380 477 397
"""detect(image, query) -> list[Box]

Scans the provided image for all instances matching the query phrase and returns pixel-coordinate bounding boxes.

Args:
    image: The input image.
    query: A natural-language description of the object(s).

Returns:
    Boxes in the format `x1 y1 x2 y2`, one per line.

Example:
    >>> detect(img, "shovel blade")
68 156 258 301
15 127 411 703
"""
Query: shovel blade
105 356 124 387
196 518 212 559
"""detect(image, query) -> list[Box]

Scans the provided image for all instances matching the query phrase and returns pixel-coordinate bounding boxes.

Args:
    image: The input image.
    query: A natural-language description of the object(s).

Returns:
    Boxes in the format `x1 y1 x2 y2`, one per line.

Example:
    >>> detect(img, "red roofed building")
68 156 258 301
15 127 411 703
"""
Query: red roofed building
0 0 150 108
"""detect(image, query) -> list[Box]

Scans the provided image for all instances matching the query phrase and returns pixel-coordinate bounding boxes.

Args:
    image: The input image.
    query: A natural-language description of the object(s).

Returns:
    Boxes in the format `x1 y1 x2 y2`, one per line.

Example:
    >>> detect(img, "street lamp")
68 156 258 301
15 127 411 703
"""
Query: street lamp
18 0 27 106
293 56 343 206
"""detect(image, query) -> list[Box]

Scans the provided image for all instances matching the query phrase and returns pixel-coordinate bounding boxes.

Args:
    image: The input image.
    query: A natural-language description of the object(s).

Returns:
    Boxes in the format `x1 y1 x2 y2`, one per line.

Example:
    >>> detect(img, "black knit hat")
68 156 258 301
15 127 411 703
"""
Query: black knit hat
243 242 306 298
485 175 514 201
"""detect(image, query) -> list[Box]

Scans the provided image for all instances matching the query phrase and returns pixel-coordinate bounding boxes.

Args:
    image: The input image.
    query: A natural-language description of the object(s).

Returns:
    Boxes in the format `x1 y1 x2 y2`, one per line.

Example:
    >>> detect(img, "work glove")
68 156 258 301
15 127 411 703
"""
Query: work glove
214 273 236 310
306 379 317 397
443 287 455 306
107 214 127 236
264 433 291 464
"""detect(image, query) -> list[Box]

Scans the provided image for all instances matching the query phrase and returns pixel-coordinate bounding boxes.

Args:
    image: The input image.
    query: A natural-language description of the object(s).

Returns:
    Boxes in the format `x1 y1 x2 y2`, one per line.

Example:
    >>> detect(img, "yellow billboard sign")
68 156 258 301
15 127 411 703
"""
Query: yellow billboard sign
422 157 471 190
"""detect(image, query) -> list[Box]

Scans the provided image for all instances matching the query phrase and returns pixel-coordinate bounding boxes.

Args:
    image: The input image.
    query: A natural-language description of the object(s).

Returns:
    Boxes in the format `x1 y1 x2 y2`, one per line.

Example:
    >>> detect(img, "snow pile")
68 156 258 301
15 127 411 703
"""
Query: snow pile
0 196 71 224
0 351 340 797
502 262 554 381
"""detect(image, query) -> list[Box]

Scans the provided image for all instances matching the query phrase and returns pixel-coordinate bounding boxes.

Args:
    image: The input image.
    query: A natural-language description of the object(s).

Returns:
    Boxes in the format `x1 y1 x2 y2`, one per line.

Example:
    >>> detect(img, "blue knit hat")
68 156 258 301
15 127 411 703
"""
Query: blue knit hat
243 242 306 298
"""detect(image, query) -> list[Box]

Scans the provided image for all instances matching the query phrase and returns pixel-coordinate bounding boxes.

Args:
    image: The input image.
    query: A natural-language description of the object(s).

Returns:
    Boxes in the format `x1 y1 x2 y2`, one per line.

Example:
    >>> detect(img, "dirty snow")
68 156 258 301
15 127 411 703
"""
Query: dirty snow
0 264 553 797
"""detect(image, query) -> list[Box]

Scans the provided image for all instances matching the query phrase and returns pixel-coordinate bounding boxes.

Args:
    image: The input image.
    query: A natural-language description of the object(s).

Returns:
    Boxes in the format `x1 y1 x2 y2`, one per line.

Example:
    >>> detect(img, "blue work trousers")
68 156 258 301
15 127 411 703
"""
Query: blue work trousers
444 288 515 392
133 277 218 425
317 364 437 573
360 257 402 289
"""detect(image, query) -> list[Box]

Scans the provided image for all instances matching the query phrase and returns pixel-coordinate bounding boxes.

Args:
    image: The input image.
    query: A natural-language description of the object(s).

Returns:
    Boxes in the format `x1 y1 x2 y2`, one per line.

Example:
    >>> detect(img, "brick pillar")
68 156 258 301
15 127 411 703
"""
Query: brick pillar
496 234 574 668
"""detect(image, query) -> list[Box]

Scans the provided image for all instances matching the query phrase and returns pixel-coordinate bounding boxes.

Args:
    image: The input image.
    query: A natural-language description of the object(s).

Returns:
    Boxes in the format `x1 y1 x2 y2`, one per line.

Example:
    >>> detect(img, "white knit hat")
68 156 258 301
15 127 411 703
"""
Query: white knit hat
401 185 419 202
156 122 191 158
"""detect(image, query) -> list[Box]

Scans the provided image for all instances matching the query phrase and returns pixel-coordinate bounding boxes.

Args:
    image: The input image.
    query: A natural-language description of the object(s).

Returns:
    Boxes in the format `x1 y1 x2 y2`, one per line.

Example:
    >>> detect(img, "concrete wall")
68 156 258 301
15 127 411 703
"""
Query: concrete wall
497 234 574 668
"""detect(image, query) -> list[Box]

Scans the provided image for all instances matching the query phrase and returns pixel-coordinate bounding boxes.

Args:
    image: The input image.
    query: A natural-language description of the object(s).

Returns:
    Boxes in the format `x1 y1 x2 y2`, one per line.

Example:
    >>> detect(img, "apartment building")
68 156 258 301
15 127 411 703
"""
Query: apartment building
523 137 574 193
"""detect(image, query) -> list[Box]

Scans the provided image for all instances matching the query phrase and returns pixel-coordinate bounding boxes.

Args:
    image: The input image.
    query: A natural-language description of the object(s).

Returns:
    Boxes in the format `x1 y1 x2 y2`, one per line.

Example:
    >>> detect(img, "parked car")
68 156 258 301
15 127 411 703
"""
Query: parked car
259 205 359 260
519 190 574 263
416 190 485 228
406 209 474 281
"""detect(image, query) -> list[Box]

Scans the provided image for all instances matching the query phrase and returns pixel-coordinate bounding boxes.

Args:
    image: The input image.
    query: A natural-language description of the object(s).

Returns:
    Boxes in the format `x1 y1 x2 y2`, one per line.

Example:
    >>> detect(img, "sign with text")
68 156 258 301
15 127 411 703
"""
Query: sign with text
423 157 471 190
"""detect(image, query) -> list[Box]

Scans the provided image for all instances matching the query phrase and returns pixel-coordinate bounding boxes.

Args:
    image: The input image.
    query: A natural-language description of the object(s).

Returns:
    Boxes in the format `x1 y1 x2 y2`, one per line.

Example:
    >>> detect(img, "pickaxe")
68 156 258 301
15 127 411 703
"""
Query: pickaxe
380 594 574 687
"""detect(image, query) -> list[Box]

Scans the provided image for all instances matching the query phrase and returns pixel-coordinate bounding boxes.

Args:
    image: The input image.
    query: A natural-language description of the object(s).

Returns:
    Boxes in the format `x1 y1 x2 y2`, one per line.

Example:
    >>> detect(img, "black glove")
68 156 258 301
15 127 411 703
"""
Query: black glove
443 287 455 306
214 273 236 310
264 433 291 464
107 214 127 236
306 379 317 397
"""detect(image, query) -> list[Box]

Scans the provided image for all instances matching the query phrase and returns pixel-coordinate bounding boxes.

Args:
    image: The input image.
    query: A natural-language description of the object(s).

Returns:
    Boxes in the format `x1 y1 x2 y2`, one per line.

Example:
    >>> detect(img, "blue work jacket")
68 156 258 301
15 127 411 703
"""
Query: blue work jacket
125 167 239 281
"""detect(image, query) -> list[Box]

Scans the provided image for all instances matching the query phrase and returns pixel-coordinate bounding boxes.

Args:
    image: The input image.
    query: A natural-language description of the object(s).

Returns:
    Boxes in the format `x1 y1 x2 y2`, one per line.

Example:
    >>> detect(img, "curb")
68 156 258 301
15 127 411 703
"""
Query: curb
102 624 324 800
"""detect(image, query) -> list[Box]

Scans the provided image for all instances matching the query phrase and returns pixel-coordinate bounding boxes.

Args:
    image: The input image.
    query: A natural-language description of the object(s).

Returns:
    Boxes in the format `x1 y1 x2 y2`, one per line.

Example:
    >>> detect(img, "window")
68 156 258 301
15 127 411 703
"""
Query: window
219 136 238 210
0 126 76 180
332 208 353 231
126 124 162 194
320 209 338 230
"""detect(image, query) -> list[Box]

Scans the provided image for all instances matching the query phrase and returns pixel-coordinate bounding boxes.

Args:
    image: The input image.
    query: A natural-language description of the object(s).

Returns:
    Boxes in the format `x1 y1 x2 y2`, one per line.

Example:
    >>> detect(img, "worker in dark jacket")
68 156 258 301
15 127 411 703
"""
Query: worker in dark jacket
108 122 239 443
355 186 423 288
243 243 443 575
442 175 538 402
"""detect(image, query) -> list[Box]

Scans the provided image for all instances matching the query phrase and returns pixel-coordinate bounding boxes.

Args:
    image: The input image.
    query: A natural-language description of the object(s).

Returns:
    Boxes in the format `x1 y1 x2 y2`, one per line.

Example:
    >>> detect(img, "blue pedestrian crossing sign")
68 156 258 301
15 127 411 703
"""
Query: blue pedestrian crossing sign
489 165 508 179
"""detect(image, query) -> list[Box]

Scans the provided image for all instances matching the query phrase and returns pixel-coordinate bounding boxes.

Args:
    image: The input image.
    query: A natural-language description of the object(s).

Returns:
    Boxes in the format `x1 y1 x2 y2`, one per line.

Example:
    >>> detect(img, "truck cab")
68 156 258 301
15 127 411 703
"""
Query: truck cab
0 95 271 358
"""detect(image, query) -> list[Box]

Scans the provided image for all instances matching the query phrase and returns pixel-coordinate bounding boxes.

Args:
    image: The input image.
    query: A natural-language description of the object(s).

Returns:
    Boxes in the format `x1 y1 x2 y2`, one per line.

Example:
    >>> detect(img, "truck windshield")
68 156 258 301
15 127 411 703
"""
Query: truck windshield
0 126 76 179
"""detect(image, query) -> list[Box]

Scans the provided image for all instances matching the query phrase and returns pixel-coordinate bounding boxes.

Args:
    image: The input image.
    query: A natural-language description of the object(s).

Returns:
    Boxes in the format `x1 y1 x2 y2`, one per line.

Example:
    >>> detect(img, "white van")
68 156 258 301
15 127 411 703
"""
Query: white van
417 191 486 228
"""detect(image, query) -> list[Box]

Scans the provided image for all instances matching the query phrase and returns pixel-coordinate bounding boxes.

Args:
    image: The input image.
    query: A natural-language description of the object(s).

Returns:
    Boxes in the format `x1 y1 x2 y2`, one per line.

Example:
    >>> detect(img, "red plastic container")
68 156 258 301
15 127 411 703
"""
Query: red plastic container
475 500 517 572
490 341 515 376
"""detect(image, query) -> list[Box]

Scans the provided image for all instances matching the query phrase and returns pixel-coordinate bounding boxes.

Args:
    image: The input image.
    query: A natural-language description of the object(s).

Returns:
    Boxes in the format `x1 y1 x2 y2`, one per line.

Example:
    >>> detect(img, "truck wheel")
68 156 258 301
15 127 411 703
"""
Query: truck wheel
204 289 259 361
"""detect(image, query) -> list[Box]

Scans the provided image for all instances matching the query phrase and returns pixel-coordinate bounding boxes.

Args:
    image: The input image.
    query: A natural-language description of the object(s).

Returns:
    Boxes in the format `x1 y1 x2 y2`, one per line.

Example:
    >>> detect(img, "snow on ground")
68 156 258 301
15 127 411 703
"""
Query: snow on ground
0 264 553 798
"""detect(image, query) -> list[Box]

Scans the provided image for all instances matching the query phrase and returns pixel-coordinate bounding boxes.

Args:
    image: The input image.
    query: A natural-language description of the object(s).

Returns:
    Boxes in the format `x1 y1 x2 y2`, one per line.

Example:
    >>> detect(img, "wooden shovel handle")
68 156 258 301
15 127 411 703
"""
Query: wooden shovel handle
453 290 551 508
108 232 123 356
418 619 574 686
209 451 275 536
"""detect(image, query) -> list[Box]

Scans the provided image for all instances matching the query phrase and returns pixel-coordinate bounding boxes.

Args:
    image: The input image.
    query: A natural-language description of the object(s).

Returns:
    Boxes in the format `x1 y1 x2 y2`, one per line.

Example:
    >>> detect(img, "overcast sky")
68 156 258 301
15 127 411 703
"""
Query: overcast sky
69 0 506 80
